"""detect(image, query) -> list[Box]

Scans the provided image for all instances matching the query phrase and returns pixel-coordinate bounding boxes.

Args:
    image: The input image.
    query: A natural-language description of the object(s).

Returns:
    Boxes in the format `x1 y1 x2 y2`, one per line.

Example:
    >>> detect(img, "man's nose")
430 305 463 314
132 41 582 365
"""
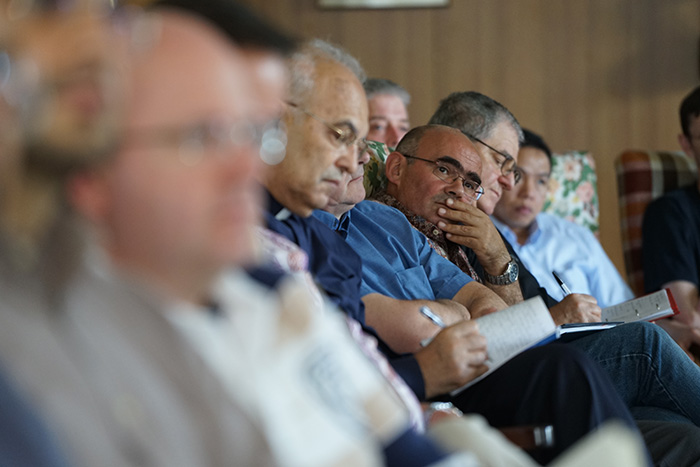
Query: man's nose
220 143 261 183
337 143 359 174
498 170 515 191
445 177 467 199
519 177 538 198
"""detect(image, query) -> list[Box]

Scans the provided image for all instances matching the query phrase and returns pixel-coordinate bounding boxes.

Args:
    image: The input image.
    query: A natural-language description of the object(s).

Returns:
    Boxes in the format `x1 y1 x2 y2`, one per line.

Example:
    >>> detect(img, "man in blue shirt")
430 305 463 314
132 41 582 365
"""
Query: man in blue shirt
492 129 634 308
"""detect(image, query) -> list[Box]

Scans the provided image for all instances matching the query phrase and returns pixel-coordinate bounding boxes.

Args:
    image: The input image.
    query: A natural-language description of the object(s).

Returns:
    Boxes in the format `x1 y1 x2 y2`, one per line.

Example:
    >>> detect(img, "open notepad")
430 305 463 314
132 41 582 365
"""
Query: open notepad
601 288 678 323
557 288 679 339
451 296 557 394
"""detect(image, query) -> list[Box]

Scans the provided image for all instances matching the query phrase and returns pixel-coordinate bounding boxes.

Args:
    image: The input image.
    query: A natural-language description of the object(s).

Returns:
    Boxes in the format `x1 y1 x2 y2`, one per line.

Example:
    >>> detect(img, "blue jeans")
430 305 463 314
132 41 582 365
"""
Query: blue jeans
569 321 700 425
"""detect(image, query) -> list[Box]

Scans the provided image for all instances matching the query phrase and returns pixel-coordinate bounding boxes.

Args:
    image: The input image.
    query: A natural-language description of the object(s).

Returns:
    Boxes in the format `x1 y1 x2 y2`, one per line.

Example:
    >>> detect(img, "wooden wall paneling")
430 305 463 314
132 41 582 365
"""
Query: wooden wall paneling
429 0 480 115
239 0 700 281
598 1 633 272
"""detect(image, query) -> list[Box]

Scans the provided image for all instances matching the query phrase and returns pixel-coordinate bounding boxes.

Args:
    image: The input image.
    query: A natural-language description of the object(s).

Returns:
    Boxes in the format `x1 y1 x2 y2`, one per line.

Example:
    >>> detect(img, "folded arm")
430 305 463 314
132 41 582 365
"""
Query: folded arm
452 281 508 319
362 293 470 354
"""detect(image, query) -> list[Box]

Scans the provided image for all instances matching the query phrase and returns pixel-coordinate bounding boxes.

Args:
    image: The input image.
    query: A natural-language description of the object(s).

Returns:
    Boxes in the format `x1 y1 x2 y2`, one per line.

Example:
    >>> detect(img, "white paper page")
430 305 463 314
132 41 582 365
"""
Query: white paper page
602 289 674 323
451 296 556 394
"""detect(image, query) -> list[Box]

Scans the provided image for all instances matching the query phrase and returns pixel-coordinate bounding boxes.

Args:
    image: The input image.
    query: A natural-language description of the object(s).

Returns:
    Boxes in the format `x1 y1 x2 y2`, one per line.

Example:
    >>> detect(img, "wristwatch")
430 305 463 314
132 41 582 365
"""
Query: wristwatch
483 256 519 286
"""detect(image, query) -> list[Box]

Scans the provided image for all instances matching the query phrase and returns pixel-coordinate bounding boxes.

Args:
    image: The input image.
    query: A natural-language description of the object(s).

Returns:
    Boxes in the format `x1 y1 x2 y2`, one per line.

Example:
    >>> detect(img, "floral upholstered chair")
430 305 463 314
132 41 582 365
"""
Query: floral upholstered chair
614 150 697 296
543 151 600 237
363 140 391 198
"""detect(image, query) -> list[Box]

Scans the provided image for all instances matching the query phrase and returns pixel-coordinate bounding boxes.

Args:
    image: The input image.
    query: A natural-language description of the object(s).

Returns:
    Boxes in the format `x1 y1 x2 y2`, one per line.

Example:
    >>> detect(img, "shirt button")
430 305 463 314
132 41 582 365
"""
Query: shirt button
432 229 440 236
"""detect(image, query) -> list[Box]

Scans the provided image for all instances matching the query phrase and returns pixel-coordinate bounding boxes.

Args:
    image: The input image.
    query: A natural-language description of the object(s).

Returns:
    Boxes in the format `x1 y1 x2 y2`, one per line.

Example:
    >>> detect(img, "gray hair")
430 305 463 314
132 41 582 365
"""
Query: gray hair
428 91 524 143
287 39 366 105
364 78 411 107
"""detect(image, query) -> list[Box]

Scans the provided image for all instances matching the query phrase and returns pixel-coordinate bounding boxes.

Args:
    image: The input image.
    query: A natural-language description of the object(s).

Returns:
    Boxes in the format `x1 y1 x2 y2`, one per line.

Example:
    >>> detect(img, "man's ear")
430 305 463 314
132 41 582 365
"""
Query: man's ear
66 169 111 225
384 151 405 185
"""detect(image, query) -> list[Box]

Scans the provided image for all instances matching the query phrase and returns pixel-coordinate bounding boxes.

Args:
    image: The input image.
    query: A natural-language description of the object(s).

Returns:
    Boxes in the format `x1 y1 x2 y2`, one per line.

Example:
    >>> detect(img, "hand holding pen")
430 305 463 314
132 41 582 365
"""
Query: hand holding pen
415 305 490 396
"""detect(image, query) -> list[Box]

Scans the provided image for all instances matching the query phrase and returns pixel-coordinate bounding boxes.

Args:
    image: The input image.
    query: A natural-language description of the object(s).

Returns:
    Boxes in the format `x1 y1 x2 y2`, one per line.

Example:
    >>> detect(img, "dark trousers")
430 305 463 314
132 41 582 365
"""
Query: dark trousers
448 343 647 465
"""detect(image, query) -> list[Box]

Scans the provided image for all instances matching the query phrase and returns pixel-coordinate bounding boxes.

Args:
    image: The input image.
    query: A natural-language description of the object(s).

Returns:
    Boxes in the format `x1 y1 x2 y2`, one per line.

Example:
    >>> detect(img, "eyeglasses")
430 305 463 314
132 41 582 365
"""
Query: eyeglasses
124 117 287 166
401 153 484 201
285 101 369 159
466 133 521 184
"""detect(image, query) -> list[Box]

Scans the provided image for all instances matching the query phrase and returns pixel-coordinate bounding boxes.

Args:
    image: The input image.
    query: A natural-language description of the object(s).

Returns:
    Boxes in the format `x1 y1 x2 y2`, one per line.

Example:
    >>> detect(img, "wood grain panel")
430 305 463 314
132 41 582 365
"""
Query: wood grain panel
241 0 700 280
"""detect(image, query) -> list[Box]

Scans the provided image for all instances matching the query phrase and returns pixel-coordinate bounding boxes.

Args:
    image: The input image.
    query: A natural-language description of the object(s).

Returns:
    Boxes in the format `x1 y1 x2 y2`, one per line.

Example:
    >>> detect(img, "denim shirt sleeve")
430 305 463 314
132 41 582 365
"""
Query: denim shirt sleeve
348 201 471 300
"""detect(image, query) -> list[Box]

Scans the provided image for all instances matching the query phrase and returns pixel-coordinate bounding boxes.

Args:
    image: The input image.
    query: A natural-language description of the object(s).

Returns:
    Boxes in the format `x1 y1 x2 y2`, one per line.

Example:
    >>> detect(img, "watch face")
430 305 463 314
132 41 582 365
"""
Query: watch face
508 261 519 280
486 259 518 285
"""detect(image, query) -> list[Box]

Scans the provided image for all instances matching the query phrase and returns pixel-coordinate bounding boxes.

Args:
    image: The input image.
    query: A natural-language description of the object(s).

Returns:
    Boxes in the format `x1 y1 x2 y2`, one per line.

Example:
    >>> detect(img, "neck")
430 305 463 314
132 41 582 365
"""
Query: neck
326 201 353 219
512 224 532 246
265 183 312 218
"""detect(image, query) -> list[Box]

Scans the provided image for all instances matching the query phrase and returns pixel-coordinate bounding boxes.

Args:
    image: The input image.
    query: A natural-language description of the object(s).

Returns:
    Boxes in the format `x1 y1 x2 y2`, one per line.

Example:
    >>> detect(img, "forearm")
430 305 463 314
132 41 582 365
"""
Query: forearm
482 281 523 306
453 281 507 318
362 294 468 354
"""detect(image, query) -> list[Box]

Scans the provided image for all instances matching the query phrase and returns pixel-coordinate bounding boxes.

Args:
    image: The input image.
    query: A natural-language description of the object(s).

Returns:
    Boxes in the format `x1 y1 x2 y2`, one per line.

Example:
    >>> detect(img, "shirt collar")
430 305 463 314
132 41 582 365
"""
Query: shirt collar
312 209 352 239
528 216 542 244
491 215 541 246
372 191 448 246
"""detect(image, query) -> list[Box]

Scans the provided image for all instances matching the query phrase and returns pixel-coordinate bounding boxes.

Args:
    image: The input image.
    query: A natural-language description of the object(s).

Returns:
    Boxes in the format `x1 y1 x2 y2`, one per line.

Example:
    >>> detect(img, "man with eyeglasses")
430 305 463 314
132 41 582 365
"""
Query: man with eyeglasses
4 0 419 465
428 91 601 321
427 91 700 466
369 124 526 308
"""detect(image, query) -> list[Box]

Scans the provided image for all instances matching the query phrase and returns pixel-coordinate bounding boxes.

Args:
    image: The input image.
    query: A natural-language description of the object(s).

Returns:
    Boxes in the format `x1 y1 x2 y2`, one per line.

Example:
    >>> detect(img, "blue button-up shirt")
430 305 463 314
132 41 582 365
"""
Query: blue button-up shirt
314 200 472 302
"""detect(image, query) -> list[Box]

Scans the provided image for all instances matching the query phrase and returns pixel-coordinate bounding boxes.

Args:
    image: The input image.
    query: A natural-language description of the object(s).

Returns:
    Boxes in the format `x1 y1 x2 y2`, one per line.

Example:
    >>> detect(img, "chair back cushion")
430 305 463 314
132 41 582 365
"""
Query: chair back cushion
543 151 599 236
615 150 697 295
363 141 391 199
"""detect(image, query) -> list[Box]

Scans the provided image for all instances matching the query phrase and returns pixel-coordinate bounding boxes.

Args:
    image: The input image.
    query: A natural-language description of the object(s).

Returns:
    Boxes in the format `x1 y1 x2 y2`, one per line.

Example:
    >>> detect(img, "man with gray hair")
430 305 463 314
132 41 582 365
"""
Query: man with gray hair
428 91 603 323
264 39 367 218
364 77 411 148
427 90 700 466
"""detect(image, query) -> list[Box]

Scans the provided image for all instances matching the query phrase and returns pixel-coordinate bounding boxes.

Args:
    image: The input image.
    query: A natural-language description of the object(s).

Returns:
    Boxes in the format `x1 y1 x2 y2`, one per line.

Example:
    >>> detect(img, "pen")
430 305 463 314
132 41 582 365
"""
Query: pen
419 306 446 328
552 271 572 296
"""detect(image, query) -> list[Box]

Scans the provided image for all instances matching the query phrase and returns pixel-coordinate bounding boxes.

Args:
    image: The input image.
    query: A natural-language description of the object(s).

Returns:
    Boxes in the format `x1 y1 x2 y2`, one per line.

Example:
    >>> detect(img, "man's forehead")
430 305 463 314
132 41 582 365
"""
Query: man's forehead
419 129 482 169
369 93 408 113
128 12 252 126
306 62 368 134
483 122 520 160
